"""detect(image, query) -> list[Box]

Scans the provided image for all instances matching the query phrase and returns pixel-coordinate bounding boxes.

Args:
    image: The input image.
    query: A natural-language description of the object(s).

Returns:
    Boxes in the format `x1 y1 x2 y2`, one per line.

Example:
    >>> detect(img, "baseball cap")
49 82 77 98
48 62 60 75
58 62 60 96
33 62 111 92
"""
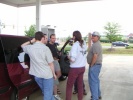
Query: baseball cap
92 31 100 37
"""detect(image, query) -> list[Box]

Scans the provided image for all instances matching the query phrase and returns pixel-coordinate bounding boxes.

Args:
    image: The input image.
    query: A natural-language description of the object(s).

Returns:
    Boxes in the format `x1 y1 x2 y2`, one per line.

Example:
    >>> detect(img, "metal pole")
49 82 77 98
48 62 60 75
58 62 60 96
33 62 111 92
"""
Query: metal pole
17 8 19 35
0 19 1 34
36 0 41 31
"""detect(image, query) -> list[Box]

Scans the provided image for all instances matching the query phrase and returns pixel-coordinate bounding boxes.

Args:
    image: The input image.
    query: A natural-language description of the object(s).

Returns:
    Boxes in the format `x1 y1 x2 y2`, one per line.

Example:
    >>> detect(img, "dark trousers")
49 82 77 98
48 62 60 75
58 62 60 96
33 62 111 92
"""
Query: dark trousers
74 79 85 92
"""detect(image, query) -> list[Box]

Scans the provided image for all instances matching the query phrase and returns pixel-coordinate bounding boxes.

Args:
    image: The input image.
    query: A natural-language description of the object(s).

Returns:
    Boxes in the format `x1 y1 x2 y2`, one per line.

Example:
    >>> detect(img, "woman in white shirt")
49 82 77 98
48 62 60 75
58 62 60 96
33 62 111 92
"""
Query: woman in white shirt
66 30 87 100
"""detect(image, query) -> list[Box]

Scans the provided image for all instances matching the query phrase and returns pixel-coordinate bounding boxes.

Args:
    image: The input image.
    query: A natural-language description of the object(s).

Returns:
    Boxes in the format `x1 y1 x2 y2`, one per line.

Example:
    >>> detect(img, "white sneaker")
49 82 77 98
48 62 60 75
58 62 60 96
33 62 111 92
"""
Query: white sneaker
54 95 62 100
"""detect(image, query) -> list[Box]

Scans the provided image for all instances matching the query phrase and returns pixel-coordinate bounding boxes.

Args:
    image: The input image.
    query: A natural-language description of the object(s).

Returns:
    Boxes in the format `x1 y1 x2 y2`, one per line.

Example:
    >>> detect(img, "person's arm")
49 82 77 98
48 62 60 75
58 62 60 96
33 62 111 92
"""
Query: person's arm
90 53 98 67
55 71 61 78
67 43 77 62
48 62 57 80
21 38 36 47
90 44 99 67
67 56 75 62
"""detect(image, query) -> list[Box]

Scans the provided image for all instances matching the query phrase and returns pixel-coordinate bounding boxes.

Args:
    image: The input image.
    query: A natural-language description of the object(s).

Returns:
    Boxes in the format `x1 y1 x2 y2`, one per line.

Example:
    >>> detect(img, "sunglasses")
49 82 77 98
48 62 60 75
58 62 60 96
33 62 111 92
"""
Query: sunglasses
92 35 97 37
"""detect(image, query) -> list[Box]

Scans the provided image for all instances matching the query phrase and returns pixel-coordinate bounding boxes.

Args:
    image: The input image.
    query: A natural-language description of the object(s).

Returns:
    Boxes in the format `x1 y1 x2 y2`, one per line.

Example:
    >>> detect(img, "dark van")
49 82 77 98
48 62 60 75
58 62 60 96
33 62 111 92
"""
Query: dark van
0 34 38 100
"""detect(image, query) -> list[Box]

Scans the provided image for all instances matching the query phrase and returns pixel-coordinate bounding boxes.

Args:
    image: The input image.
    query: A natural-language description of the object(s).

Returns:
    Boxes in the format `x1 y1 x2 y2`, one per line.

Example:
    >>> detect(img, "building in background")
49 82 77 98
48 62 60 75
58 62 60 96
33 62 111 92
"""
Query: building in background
41 25 55 40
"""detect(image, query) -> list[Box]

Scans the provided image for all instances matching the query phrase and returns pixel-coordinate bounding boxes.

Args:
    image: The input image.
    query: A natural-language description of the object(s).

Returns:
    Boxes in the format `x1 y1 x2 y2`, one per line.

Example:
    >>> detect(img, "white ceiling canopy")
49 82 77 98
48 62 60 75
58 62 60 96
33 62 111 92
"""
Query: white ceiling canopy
0 0 96 7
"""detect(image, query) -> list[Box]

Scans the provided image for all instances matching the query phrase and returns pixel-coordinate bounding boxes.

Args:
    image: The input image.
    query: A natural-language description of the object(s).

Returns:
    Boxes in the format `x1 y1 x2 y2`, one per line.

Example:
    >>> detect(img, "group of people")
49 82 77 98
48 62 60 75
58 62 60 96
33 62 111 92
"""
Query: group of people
21 30 102 100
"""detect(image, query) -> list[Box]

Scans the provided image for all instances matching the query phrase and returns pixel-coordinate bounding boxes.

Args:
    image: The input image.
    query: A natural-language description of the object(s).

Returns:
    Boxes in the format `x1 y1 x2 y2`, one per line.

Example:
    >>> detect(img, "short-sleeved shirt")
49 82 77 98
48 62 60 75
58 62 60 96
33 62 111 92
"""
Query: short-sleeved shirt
22 42 54 79
87 41 102 64
53 60 60 72
47 43 61 72
46 42 59 59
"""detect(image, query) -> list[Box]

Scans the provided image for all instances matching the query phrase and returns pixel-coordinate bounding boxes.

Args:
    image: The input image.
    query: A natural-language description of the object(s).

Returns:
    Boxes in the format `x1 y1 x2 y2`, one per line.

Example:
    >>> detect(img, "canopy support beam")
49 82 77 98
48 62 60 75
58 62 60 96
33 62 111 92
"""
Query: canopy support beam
36 0 41 31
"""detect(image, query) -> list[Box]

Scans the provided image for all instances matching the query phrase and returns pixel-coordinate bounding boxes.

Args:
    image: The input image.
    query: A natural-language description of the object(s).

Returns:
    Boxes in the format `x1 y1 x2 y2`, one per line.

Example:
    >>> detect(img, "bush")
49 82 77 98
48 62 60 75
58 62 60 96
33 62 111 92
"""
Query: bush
122 39 128 43
125 46 133 49
100 38 110 43
128 39 133 43
25 25 36 37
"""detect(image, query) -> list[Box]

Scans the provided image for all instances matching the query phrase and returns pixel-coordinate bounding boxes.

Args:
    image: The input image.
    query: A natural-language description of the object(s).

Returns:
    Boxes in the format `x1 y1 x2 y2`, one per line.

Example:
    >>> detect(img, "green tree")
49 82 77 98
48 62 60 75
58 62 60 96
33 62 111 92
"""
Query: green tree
104 22 121 48
25 25 36 37
66 36 71 41
83 34 88 42
116 34 122 41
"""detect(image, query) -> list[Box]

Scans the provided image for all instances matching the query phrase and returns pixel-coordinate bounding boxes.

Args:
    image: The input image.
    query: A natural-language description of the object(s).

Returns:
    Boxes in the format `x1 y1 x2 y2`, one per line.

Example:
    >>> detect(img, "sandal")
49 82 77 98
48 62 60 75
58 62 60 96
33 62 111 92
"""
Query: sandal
83 90 87 95
57 89 61 94
73 91 77 94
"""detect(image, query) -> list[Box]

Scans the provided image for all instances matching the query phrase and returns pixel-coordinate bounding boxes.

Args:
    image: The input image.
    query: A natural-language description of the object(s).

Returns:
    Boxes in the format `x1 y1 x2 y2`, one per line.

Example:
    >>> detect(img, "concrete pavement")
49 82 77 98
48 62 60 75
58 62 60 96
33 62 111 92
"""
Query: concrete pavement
29 55 133 100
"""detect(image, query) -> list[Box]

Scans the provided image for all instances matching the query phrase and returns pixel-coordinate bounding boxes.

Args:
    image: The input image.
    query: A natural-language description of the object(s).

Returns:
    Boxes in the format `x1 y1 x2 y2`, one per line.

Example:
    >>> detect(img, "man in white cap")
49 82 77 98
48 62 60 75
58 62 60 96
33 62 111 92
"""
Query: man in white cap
87 31 102 100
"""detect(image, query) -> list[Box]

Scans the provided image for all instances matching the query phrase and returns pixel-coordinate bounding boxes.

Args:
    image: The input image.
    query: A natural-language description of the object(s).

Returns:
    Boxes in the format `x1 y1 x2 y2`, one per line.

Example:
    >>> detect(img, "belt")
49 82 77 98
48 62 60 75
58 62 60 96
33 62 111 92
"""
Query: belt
94 63 101 65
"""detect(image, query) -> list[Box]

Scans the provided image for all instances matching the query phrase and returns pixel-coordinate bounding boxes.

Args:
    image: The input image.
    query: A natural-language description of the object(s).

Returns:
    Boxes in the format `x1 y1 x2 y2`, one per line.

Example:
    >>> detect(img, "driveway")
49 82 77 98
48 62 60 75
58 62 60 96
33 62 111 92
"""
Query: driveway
29 55 133 100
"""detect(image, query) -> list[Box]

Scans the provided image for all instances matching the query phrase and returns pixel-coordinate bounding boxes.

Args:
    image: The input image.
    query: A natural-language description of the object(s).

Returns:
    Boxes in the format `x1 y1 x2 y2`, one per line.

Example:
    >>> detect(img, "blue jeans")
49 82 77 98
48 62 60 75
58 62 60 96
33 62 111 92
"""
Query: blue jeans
34 76 54 100
88 64 102 100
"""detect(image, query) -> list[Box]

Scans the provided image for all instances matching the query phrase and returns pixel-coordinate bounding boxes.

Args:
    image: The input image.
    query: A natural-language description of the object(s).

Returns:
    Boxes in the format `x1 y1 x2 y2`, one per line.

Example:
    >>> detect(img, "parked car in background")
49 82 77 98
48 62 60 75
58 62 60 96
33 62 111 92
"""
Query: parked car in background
112 41 129 47
0 34 38 100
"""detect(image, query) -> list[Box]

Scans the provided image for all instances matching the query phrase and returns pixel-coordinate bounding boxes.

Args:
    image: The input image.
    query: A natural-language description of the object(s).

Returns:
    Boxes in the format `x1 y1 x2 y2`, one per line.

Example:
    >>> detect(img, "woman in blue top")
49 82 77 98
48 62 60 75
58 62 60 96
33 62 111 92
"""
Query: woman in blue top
66 30 87 100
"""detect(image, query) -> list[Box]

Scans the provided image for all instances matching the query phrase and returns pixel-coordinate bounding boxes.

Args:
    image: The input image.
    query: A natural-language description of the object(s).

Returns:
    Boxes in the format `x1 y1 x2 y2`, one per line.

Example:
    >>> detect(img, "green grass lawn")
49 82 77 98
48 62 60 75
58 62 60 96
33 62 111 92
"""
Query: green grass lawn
58 43 133 55
103 48 133 55
101 43 111 46
101 43 133 46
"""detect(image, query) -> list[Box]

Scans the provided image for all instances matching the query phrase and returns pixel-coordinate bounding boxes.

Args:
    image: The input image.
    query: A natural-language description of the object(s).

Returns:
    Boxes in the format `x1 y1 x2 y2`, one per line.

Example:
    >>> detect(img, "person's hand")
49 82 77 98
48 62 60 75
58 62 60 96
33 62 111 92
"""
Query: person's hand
89 64 93 67
31 38 36 43
67 55 70 60
58 51 62 56
53 74 57 80
55 59 59 61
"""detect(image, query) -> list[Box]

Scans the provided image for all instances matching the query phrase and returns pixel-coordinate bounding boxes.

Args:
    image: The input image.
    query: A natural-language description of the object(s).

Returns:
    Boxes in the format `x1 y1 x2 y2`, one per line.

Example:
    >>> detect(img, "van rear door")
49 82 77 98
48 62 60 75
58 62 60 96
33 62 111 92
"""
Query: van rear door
0 36 14 100
0 34 38 100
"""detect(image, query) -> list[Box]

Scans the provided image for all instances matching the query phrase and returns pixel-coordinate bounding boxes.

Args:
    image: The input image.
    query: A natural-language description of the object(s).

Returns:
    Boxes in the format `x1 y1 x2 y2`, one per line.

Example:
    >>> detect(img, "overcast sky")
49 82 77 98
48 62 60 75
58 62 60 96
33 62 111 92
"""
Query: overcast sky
0 0 133 37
